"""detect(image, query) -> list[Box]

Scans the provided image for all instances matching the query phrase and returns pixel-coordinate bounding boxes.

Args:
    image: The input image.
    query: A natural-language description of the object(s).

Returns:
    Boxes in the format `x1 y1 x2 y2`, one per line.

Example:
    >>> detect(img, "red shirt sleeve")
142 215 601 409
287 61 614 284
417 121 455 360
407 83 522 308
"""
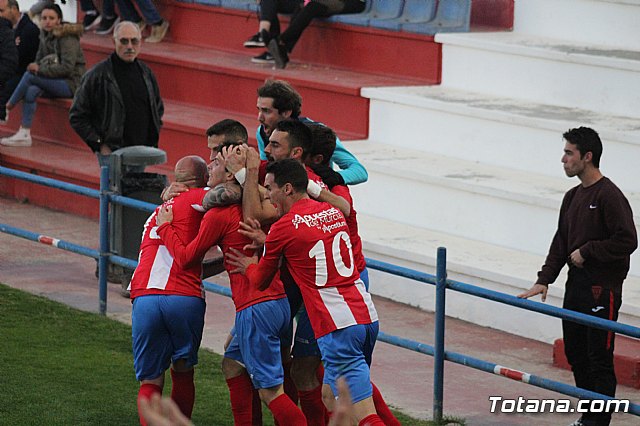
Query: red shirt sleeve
157 210 228 269
247 220 287 290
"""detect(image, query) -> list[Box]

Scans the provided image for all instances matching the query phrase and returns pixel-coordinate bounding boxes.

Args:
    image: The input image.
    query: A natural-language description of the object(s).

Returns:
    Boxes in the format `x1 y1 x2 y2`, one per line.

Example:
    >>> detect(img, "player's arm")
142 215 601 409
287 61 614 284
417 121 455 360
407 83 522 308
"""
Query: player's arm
310 184 350 217
156 206 223 269
202 182 242 210
242 148 279 224
331 137 368 185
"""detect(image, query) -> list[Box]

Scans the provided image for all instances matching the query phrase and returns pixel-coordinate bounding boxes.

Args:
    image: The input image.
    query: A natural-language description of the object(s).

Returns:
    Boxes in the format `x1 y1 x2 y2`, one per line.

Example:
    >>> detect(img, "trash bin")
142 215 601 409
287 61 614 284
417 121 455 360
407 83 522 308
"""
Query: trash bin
108 146 167 293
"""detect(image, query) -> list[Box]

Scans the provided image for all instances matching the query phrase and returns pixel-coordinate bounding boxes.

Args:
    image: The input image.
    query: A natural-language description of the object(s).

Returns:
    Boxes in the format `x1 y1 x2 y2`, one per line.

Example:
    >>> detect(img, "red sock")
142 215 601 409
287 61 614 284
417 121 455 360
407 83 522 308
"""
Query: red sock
359 413 385 426
371 382 401 426
170 369 195 419
283 360 299 406
299 384 326 426
226 374 254 425
268 393 307 426
252 387 263 425
137 383 162 426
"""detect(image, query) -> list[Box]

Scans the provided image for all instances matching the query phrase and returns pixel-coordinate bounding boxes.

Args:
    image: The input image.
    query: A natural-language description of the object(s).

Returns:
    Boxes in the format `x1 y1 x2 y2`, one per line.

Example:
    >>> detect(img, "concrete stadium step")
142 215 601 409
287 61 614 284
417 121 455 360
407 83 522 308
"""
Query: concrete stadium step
163 1 442 82
0 99 256 168
435 31 640 118
514 0 640 51
81 33 427 141
346 141 640 274
361 85 640 191
357 212 640 344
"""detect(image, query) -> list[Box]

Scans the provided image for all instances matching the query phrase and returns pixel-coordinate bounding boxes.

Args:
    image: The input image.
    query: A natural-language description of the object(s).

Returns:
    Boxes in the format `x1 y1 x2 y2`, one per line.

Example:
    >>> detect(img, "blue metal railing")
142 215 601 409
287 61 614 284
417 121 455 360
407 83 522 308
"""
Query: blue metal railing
1 164 639 421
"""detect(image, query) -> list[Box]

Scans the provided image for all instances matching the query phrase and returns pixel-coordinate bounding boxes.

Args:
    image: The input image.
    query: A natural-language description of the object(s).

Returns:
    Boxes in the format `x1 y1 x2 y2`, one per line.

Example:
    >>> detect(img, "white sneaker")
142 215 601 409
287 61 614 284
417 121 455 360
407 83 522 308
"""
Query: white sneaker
1 128 32 147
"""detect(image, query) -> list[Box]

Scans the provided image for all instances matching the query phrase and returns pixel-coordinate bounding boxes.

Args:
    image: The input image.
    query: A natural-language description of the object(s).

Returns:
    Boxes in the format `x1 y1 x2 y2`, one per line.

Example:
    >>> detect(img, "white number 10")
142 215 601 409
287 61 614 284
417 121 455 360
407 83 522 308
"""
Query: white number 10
308 231 354 286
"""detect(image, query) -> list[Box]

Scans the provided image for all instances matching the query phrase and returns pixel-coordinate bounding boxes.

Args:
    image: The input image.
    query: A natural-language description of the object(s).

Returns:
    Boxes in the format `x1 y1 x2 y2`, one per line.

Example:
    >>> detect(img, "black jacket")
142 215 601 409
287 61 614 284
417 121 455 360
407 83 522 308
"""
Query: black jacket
0 17 18 85
69 55 164 153
15 13 39 74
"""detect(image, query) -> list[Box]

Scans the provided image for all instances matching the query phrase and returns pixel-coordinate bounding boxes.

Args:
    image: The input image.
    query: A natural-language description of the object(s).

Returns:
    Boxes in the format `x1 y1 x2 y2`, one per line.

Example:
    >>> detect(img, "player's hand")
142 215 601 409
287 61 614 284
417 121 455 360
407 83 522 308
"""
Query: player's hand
225 247 258 274
517 283 548 302
221 144 247 174
568 249 585 268
245 147 261 170
156 205 173 226
238 218 266 251
139 393 193 426
161 182 189 201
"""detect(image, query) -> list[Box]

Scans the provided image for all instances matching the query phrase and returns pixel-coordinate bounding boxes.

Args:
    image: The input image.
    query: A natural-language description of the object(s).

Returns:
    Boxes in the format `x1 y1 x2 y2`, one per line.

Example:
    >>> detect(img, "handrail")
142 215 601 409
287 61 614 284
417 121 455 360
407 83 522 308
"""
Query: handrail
1 165 638 422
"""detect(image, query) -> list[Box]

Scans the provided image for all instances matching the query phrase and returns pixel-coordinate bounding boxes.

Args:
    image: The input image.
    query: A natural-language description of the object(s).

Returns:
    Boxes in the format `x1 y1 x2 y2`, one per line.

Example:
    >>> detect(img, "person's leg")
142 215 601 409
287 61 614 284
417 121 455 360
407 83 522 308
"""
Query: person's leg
22 77 72 128
114 0 142 23
132 295 173 426
102 0 117 18
132 0 162 25
223 324 257 424
279 1 329 52
0 75 19 120
7 72 34 108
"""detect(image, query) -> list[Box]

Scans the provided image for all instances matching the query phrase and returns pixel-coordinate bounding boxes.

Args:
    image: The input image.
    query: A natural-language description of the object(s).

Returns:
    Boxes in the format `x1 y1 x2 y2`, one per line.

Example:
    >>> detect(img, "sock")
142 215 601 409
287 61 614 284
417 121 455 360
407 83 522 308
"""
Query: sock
358 413 385 426
226 374 254 425
170 369 195 419
283 360 299 406
299 384 326 426
268 393 307 426
371 382 401 426
137 383 162 426
251 387 263 425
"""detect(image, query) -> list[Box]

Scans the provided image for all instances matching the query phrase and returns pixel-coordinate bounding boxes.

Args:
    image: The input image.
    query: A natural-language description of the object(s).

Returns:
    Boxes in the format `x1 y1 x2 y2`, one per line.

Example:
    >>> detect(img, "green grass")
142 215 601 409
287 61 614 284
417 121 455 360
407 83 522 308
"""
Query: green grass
0 283 450 425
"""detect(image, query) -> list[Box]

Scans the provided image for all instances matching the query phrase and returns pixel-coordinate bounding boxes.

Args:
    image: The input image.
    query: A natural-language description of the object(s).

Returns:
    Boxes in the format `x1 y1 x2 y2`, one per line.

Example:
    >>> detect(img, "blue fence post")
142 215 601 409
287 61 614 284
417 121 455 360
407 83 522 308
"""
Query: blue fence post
433 247 447 422
98 166 109 315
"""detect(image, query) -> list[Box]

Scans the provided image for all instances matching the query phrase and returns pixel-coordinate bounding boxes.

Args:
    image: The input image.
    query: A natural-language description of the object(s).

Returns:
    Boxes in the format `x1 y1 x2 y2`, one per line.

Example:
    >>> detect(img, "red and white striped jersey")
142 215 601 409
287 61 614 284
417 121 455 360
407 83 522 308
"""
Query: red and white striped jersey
248 198 377 338
129 188 209 299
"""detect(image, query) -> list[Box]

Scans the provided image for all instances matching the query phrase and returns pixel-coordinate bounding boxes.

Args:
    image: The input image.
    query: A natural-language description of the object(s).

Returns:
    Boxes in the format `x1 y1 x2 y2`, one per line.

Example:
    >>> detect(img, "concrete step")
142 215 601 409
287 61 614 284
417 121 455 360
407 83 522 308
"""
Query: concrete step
361 85 640 191
514 0 640 51
435 32 640 118
0 99 257 168
357 213 640 344
553 336 640 389
346 140 640 274
164 1 443 82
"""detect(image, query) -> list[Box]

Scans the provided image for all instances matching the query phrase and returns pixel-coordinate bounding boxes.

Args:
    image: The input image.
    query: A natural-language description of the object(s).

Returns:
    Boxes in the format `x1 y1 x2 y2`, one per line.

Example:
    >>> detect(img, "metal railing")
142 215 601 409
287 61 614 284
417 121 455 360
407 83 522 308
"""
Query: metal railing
1 164 638 422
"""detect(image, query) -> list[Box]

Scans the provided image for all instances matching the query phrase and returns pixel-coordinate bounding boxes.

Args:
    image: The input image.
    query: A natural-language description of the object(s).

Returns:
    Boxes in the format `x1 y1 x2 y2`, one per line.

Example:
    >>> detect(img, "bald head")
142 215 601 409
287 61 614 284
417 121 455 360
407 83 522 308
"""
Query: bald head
174 156 208 188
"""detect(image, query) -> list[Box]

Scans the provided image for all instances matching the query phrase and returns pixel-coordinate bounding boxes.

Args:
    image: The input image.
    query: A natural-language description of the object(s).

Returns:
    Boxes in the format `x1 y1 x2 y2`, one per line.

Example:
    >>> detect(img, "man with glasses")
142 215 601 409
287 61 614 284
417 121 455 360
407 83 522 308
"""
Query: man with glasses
69 20 164 167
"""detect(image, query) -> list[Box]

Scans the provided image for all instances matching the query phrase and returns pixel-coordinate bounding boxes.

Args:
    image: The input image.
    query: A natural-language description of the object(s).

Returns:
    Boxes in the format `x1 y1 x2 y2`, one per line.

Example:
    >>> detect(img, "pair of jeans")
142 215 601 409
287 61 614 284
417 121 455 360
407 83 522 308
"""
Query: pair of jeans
8 72 72 127
115 0 162 24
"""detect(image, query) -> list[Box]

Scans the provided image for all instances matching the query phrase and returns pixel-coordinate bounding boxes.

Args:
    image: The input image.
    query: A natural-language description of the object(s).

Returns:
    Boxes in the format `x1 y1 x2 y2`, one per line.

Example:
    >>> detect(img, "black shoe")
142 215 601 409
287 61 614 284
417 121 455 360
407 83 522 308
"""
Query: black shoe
244 29 269 48
268 38 289 69
82 12 101 30
96 16 120 35
251 51 275 64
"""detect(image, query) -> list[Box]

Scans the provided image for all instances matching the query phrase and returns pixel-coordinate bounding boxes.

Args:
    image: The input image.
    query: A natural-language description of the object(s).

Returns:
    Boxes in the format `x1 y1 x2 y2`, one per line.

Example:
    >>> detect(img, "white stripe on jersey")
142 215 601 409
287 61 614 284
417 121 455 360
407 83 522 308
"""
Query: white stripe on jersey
355 279 378 322
318 287 358 330
147 245 174 290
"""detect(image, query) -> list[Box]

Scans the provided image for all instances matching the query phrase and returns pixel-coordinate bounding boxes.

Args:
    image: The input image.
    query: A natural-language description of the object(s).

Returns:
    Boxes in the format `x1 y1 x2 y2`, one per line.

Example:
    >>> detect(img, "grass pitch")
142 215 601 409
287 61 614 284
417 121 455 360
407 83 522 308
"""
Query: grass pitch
0 283 447 425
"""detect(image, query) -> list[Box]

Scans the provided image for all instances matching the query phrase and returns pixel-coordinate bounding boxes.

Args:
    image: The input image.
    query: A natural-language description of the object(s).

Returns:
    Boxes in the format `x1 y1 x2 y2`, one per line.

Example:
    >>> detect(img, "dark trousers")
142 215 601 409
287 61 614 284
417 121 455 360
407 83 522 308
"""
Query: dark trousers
259 0 302 37
280 0 366 52
0 74 20 119
562 267 622 426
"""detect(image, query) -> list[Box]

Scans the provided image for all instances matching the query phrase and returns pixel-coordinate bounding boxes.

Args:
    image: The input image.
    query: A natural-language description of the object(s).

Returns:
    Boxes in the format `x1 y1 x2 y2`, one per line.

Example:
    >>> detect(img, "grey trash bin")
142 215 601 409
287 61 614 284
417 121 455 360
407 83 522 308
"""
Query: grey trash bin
108 146 167 293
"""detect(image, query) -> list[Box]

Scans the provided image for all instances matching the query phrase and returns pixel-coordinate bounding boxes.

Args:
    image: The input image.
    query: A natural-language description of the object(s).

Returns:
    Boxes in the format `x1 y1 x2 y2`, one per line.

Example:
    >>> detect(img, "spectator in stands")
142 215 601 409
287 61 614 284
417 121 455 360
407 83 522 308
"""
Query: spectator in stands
114 0 169 43
256 79 367 185
69 21 164 167
0 0 40 124
244 0 302 65
28 0 102 30
268 0 366 68
519 127 637 426
1 4 85 147
0 15 18 121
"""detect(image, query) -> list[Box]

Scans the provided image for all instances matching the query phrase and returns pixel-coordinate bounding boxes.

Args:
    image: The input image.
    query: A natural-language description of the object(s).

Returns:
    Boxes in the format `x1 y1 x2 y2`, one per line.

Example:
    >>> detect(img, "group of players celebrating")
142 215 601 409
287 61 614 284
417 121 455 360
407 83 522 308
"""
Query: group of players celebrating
127 80 400 426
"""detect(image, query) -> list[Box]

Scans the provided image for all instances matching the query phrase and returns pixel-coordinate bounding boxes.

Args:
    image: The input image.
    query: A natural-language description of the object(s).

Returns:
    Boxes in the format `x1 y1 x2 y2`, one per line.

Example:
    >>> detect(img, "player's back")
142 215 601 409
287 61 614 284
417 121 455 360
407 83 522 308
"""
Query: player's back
130 188 209 299
270 198 377 338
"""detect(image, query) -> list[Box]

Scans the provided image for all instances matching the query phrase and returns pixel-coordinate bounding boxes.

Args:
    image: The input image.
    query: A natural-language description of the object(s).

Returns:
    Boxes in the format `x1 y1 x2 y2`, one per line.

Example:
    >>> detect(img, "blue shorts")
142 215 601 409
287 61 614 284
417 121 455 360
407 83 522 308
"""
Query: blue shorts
132 295 206 381
224 298 291 389
317 322 379 404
